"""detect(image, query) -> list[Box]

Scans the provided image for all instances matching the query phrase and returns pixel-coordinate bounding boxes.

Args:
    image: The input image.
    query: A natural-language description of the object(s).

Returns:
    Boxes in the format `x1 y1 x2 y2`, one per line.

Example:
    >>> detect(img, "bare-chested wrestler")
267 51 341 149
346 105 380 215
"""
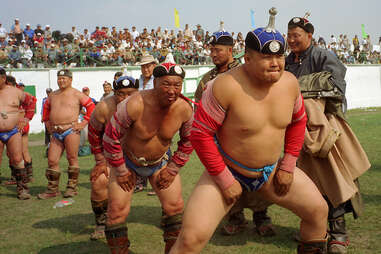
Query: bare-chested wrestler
0 68 36 199
37 69 95 199
88 76 138 240
170 9 329 254
103 63 193 254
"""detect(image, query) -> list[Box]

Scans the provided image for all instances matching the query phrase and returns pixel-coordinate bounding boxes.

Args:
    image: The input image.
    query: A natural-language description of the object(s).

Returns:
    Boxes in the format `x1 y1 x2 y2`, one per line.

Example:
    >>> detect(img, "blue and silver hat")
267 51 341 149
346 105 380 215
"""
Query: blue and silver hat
245 7 286 55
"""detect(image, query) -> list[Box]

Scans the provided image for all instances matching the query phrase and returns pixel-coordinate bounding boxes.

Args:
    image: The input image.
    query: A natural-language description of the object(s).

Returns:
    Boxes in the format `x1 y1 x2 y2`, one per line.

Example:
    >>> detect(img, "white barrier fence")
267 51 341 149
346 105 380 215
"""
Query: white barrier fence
7 65 381 133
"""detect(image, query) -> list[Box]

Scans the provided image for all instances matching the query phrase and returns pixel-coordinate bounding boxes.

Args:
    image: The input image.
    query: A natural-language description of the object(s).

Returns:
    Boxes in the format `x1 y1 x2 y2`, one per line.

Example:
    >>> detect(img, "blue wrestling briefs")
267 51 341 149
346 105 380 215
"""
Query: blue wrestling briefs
214 135 276 191
125 149 172 177
0 127 18 143
53 128 74 142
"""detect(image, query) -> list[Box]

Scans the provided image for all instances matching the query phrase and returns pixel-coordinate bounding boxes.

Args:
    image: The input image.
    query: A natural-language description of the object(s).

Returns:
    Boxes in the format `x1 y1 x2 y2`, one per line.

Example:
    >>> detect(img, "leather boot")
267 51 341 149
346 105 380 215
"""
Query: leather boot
37 168 61 199
298 235 328 254
253 208 276 236
328 216 349 254
90 199 108 240
15 166 31 200
105 224 129 254
63 166 80 198
3 165 17 185
25 160 33 183
162 213 182 254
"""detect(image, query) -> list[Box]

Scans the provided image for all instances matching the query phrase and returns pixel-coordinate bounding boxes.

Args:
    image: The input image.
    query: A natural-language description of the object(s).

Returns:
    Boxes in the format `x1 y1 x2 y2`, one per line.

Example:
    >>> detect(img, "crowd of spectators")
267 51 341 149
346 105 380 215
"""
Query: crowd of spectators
0 18 380 68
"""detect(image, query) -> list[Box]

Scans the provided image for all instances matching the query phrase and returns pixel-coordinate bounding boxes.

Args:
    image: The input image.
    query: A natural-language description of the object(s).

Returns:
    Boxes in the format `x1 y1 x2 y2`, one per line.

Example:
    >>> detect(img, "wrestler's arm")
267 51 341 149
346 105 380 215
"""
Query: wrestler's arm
88 101 108 181
274 74 307 196
18 91 37 131
190 76 242 205
156 102 194 190
75 92 95 131
103 96 140 191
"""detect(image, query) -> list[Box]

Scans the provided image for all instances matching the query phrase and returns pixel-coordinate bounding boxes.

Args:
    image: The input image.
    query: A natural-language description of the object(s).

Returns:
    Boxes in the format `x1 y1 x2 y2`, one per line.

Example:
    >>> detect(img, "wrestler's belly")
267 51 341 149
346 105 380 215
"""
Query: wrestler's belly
0 114 19 132
49 108 79 126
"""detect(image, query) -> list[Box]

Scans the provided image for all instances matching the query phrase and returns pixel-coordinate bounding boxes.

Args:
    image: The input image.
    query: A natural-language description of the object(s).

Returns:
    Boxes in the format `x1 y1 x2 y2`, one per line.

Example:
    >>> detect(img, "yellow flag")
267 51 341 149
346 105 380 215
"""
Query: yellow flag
174 8 180 28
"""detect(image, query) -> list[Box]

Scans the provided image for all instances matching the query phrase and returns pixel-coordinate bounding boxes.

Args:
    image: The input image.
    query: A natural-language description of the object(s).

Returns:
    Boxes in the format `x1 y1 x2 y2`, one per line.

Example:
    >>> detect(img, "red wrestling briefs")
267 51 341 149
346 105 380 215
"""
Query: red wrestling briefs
88 115 105 155
190 81 235 190
280 93 307 173
80 97 95 121
103 98 132 176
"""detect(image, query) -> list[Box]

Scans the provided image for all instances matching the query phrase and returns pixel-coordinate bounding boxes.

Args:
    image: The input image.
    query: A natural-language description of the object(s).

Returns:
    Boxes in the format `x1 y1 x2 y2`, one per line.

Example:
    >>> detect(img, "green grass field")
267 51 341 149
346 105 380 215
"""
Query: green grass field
1 108 381 254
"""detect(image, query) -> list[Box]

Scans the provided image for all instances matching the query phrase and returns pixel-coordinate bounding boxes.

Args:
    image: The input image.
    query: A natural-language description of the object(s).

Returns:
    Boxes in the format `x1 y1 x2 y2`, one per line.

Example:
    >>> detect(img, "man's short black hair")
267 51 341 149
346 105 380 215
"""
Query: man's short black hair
6 75 16 85
0 67 6 76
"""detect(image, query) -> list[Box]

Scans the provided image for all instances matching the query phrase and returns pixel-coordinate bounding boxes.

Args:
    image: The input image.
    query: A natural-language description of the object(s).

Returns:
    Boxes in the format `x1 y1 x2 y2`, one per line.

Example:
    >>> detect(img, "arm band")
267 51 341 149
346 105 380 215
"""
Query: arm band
103 98 132 175
190 82 235 190
281 94 307 173
80 97 95 122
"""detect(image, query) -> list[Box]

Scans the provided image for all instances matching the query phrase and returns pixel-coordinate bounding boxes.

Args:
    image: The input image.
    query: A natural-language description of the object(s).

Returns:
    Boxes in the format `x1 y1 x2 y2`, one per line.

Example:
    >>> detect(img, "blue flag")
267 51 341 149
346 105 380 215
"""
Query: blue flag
250 9 255 28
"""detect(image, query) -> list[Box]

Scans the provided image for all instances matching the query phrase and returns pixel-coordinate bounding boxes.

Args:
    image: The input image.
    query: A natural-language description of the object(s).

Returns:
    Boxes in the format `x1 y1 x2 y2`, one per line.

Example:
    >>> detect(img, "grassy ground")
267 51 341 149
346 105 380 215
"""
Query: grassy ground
1 108 380 254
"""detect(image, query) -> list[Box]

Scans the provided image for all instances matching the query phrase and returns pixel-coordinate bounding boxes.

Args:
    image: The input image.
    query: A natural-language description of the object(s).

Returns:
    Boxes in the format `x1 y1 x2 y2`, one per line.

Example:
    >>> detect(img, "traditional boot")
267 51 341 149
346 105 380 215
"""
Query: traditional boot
162 213 182 254
328 216 349 254
63 166 80 198
25 160 33 183
253 208 276 237
3 165 17 185
90 199 108 240
105 223 130 254
298 235 328 254
15 166 31 200
222 210 248 235
37 168 61 199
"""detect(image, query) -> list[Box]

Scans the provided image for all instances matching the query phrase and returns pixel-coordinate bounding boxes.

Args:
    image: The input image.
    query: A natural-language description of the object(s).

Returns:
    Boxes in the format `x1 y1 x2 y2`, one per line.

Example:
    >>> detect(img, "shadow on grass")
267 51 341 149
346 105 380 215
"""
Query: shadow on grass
32 205 163 234
362 193 381 205
38 240 113 254
209 223 298 250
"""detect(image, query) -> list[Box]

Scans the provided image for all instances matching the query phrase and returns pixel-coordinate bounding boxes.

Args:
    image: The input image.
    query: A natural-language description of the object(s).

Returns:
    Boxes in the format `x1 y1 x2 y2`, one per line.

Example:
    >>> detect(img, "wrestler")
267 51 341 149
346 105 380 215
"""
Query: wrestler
37 69 95 199
103 63 193 254
88 76 138 240
170 8 328 254
286 14 370 254
0 68 36 199
195 30 275 237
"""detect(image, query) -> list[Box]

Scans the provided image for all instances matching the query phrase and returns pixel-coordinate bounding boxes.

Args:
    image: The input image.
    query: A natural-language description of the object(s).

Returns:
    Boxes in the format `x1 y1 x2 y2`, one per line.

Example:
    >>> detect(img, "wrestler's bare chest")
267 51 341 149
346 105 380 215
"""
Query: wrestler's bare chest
0 88 20 110
50 93 80 111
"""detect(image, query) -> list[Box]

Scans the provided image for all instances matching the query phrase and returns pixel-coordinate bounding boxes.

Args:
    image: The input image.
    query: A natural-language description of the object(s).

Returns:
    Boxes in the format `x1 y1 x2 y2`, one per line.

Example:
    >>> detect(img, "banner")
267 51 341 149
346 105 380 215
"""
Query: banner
174 8 180 28
361 24 367 39
250 9 255 29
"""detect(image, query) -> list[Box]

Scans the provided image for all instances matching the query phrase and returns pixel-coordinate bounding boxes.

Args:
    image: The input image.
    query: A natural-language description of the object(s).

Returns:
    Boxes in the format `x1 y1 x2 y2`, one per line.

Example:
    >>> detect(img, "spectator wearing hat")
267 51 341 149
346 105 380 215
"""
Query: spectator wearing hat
33 32 44 45
195 24 204 41
11 18 23 45
102 63 192 254
44 25 52 39
137 54 157 90
23 24 34 40
34 24 44 37
20 41 33 67
0 34 8 48
0 23 7 37
286 14 370 254
8 45 21 67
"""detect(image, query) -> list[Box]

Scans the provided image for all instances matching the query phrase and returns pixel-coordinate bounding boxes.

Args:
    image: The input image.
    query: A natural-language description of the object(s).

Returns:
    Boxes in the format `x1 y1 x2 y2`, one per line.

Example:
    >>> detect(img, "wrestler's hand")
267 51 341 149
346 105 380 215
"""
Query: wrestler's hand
72 121 87 133
155 167 177 190
116 170 136 192
273 169 293 196
90 162 108 182
17 118 28 132
221 179 242 205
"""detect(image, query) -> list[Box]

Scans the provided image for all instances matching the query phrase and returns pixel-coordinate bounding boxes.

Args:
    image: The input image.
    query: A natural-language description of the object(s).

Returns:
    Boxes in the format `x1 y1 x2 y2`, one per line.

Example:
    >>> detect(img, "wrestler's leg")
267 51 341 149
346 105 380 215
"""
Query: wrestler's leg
170 171 235 254
90 168 110 240
221 192 247 235
63 132 81 197
7 132 30 199
22 134 33 182
150 172 184 253
106 168 133 253
258 167 328 250
37 136 64 199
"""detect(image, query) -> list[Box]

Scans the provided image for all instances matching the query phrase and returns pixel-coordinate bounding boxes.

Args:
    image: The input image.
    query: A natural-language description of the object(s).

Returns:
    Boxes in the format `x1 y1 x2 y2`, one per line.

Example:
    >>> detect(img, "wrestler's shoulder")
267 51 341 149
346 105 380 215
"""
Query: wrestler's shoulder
280 71 299 89
212 67 243 93
125 92 144 115
175 96 193 116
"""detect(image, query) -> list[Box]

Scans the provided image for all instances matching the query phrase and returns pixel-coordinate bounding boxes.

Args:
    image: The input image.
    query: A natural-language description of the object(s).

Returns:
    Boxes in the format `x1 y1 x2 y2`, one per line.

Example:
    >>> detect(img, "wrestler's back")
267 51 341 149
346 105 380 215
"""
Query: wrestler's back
0 86 22 131
216 68 298 176
122 92 191 161
49 88 81 125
